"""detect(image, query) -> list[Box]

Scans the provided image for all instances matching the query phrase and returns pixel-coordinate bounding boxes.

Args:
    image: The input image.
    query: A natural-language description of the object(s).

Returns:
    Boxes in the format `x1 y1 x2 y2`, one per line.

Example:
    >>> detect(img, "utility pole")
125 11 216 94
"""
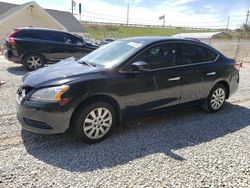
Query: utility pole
127 3 129 26
244 10 250 37
163 16 165 28
246 10 250 25
79 3 82 22
71 0 73 15
226 16 230 30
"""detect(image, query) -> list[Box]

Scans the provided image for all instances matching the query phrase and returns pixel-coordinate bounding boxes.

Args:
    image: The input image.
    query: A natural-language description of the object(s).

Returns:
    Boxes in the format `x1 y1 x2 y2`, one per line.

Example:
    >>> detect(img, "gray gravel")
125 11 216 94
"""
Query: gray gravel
0 56 250 187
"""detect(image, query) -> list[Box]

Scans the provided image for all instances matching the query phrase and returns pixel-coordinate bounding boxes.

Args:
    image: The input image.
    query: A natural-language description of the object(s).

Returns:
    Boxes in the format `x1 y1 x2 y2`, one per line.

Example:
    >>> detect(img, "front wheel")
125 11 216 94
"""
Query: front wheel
202 83 227 113
73 102 116 143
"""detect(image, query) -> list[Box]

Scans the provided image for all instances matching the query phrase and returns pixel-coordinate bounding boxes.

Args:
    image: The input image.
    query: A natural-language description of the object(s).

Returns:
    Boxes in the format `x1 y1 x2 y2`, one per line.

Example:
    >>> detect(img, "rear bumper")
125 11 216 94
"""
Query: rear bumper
3 49 21 63
16 99 73 134
229 72 239 97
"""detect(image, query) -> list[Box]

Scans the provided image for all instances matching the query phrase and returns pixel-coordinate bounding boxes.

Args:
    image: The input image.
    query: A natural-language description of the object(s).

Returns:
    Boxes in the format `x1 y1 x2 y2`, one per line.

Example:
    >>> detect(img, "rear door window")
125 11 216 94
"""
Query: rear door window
38 31 64 42
49 32 64 43
180 43 217 65
207 49 218 61
15 30 40 39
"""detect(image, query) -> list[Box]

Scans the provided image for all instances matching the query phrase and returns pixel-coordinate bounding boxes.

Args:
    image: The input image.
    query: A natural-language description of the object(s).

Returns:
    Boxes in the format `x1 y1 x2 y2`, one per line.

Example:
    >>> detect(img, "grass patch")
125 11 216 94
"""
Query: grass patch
84 24 217 39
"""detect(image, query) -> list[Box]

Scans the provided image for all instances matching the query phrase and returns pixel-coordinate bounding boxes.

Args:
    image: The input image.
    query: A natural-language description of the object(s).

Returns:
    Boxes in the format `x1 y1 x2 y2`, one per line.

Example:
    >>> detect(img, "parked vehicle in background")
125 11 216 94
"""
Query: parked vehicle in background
82 37 93 45
100 38 115 45
16 37 239 143
3 28 98 71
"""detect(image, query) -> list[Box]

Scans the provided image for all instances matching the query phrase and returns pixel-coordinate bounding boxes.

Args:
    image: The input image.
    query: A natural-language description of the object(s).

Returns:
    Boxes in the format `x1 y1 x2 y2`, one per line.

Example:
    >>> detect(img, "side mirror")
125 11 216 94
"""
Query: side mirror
131 61 149 72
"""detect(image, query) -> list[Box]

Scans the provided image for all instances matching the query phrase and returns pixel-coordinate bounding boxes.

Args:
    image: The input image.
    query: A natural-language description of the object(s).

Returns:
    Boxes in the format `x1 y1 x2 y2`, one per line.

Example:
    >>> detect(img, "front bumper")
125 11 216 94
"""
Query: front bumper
16 99 73 134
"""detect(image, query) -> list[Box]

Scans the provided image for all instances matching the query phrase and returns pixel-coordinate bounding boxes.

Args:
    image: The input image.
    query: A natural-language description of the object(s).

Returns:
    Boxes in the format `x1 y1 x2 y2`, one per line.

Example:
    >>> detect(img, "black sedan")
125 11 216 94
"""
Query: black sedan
16 37 239 143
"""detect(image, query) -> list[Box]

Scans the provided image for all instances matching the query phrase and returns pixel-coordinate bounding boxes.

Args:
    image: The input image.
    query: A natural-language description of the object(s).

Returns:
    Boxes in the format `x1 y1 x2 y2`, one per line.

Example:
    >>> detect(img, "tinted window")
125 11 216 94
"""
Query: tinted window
15 30 64 42
38 31 64 42
15 30 40 39
180 43 218 64
37 31 53 41
15 30 83 45
133 43 176 69
51 33 64 42
207 49 218 61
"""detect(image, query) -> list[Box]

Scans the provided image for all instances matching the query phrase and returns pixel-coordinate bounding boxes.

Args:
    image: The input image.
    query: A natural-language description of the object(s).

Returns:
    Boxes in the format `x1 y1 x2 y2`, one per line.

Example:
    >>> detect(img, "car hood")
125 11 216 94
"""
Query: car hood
23 57 104 88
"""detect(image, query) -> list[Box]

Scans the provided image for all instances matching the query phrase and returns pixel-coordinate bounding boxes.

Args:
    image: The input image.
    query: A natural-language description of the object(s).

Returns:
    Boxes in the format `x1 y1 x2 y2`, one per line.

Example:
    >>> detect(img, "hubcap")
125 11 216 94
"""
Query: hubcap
27 56 42 70
83 107 112 139
211 88 225 110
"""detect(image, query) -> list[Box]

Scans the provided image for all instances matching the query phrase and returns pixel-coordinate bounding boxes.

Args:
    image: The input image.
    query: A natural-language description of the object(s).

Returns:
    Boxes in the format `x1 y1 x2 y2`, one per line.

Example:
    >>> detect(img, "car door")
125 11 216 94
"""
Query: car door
179 42 220 103
41 31 69 62
121 42 181 115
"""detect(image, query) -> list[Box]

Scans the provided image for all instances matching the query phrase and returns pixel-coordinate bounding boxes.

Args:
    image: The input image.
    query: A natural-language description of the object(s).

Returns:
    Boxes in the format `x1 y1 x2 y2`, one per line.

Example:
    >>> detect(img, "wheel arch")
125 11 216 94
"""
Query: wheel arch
21 52 47 64
69 94 122 130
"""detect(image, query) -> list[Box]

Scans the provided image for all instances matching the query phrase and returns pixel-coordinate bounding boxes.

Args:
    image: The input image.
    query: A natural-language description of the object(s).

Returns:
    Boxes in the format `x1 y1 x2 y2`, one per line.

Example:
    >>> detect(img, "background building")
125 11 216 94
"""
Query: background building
0 1 85 45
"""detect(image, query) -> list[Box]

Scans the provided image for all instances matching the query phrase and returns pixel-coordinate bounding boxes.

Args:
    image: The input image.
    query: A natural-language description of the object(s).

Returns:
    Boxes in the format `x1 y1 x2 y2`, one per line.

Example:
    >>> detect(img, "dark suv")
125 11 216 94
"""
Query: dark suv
16 37 239 143
3 28 98 71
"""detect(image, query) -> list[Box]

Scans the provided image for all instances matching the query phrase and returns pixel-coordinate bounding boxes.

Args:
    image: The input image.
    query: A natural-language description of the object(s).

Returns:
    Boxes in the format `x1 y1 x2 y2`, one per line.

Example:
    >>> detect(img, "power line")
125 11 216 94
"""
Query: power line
82 10 246 25
82 14 240 26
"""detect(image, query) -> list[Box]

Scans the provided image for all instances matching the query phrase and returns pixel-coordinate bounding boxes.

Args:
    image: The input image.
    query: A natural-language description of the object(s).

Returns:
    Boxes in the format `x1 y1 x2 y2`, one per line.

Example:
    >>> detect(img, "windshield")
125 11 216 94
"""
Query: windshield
78 40 145 68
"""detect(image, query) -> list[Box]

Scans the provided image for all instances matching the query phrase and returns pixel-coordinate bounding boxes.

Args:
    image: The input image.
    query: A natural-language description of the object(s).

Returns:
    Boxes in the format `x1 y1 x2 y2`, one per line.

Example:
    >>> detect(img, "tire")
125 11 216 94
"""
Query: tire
73 102 116 143
23 53 45 71
202 83 227 113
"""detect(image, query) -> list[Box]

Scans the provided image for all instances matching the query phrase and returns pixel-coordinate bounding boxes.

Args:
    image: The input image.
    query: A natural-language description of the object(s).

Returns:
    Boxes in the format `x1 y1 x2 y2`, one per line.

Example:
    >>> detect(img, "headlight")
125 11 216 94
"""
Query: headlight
29 85 69 103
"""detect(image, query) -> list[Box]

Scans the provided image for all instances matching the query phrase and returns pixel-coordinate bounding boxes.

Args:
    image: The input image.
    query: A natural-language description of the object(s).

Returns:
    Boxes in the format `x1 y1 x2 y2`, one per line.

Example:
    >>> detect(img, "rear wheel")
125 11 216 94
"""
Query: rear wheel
23 53 45 71
73 102 116 143
202 83 227 113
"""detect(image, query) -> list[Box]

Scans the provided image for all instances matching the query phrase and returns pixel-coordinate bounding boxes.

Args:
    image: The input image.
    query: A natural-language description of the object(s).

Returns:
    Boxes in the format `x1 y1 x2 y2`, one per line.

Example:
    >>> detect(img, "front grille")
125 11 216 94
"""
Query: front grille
17 85 33 104
24 85 33 95
17 85 33 95
24 118 52 130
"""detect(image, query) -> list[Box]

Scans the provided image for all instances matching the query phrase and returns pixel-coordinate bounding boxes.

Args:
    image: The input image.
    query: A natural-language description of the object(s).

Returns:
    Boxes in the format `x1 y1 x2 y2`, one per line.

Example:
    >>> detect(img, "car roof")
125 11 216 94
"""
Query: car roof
120 36 217 52
121 36 206 44
16 27 69 34
15 27 83 39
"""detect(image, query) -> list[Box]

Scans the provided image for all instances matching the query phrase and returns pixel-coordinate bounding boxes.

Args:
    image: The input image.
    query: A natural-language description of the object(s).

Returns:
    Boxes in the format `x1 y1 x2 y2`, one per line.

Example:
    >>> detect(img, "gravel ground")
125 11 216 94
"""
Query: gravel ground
0 56 250 187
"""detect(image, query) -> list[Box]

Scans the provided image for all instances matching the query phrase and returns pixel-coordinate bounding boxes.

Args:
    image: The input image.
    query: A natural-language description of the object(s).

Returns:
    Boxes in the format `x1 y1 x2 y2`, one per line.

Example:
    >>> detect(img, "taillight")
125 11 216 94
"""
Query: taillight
7 29 20 45
233 63 241 71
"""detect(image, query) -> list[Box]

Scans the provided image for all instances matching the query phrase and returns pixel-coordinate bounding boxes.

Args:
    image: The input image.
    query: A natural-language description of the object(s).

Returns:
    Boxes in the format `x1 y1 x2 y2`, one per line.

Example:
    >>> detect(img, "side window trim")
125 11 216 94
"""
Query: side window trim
120 41 220 73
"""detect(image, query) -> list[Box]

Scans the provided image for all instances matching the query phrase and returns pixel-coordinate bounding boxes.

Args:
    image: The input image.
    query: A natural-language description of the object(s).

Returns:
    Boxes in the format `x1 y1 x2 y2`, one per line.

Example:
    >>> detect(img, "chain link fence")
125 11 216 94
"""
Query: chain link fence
201 39 250 63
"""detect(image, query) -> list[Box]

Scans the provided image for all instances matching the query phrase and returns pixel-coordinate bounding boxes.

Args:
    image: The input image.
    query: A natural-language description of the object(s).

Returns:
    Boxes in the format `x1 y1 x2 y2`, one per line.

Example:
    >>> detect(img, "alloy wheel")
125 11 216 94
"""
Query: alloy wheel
210 88 225 110
27 56 42 70
83 107 112 139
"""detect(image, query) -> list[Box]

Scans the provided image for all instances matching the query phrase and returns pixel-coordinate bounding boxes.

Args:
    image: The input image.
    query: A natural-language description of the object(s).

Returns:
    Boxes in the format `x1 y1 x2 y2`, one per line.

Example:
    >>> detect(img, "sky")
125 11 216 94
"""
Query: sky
1 0 250 29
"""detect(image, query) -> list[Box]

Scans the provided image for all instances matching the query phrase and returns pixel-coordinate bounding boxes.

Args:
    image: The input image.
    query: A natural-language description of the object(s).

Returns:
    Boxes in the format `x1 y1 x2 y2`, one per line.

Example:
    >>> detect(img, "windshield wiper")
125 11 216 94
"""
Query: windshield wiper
78 60 94 67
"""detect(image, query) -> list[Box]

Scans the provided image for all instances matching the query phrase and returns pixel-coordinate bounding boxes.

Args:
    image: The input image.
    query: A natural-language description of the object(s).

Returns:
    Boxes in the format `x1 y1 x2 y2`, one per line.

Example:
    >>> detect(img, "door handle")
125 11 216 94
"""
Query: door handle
168 77 181 81
206 72 216 76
